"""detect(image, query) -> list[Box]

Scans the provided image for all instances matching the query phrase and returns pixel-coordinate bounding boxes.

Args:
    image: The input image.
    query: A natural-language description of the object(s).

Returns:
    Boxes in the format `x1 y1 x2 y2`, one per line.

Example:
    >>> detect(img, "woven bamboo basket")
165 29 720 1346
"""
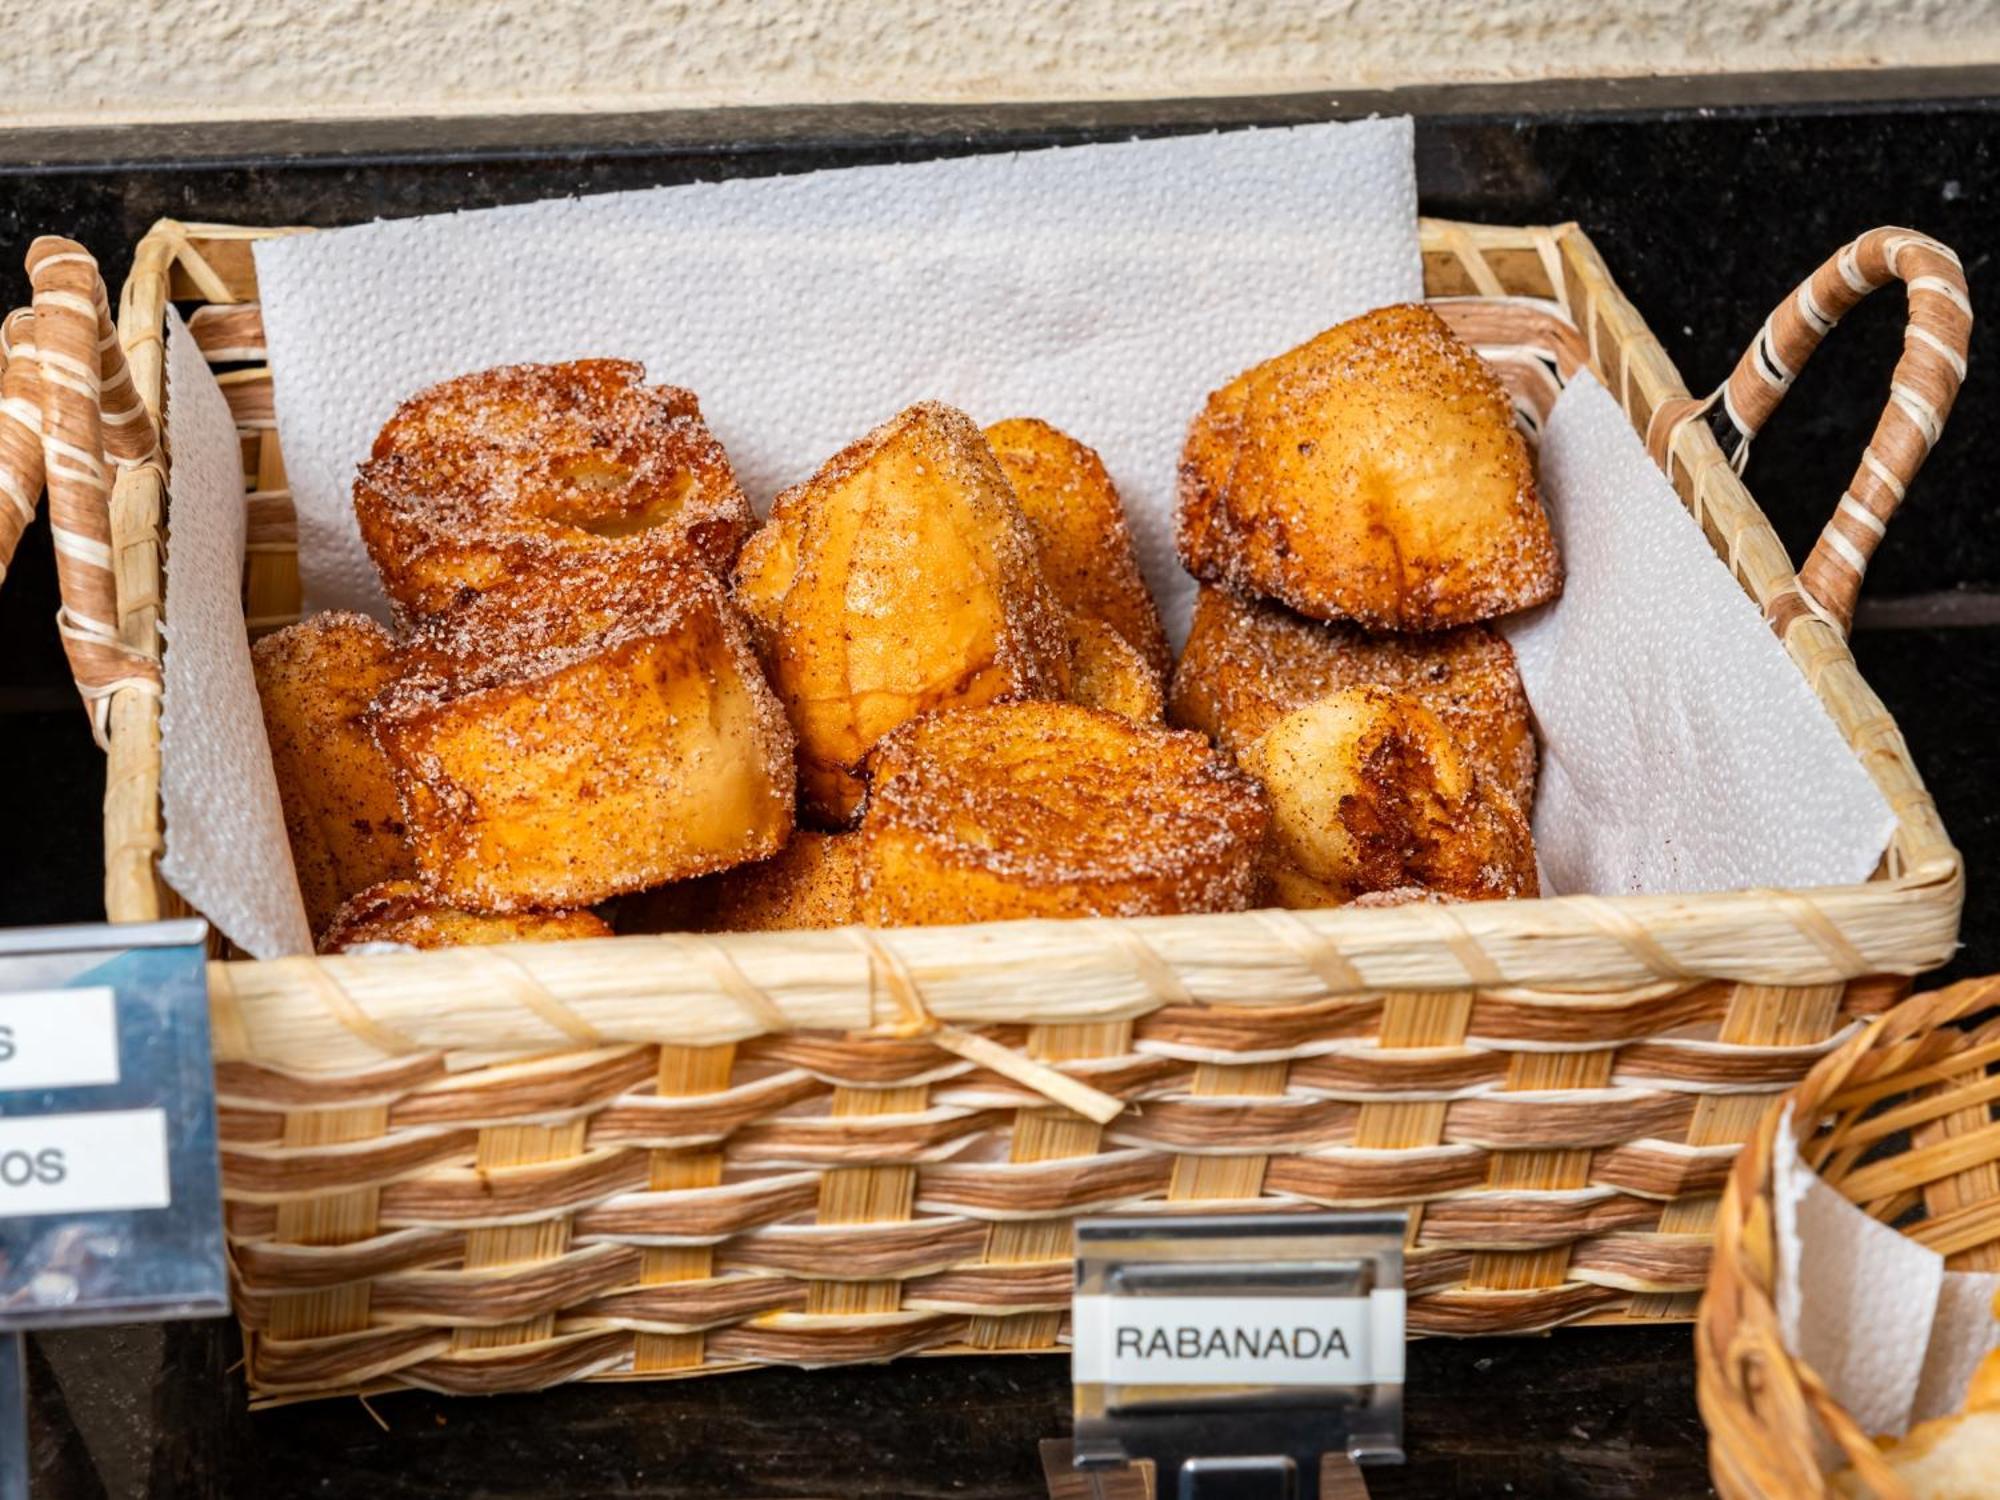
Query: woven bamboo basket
0 212 1970 1404
1697 974 2000 1498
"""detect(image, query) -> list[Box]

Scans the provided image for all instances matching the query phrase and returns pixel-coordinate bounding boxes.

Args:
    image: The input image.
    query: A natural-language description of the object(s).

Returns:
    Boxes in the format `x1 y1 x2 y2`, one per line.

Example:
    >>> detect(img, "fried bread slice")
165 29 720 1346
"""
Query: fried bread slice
1170 585 1536 810
857 701 1266 925
372 552 794 912
1065 612 1165 723
253 611 414 936
985 417 1170 683
705 831 861 931
356 360 751 621
1240 687 1537 908
733 402 1070 825
319 880 611 952
1178 304 1560 631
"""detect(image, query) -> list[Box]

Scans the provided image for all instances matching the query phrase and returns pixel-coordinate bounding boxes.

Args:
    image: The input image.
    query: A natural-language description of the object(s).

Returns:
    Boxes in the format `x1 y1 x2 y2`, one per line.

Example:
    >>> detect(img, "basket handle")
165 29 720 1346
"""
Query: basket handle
1651 227 1971 638
18 237 163 746
0 310 44 583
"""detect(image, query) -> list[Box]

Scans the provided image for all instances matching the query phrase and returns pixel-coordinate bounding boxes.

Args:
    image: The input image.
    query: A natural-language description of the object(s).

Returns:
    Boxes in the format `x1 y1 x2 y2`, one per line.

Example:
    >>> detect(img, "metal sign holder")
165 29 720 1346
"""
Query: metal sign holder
0 920 226 1497
1065 1211 1407 1500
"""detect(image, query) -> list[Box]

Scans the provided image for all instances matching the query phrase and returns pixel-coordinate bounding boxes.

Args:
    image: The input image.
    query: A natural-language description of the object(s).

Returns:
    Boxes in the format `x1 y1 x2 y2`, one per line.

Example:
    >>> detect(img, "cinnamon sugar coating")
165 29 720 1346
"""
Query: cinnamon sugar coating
1178 304 1561 631
371 552 794 912
252 611 414 937
1170 585 1536 811
857 701 1267 925
1065 611 1165 723
733 402 1071 825
704 831 861 931
318 880 610 952
984 417 1171 683
1241 687 1537 909
355 360 751 622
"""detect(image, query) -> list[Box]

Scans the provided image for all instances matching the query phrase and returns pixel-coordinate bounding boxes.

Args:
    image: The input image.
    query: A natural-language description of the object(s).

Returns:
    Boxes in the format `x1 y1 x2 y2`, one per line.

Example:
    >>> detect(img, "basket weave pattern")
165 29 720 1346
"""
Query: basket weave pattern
1698 975 2000 1499
76 218 1964 1401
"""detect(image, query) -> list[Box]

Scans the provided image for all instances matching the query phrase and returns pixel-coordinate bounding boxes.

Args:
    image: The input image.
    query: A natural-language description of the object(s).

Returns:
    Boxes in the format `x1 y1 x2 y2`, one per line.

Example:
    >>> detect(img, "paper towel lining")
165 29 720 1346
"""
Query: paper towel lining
157 307 314 958
1775 1102 2000 1441
1504 374 1895 898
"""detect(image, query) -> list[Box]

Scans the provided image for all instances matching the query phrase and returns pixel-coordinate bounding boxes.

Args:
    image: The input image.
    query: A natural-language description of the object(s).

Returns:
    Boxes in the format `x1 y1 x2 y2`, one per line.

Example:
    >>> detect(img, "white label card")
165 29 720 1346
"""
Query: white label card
1072 1292 1406 1387
0 988 119 1092
0 1110 171 1217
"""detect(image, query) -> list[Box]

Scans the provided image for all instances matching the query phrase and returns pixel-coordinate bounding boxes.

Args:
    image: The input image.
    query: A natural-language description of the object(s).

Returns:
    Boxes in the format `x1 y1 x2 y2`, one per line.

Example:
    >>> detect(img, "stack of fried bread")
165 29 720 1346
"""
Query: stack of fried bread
1171 302 1559 907
254 303 1558 950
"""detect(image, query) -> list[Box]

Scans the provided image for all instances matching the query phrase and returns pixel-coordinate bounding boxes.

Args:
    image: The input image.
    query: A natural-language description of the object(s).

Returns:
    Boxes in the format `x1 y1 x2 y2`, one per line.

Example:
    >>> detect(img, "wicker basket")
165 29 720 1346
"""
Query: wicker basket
0 212 1970 1403
1697 974 2000 1499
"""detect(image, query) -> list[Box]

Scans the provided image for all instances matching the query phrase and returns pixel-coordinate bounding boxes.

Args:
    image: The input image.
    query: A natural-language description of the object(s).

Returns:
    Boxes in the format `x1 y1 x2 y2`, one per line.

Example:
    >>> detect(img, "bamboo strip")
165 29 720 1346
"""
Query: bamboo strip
1167 1057 1291 1201
1465 1050 1613 1291
202 875 1965 1075
103 220 179 924
633 1043 736 1372
1916 1066 2000 1272
808 1084 928 1316
1355 993 1475 1247
967 1020 1131 1350
1631 982 1845 1318
242 432 299 639
265 1104 387 1344
451 1120 585 1350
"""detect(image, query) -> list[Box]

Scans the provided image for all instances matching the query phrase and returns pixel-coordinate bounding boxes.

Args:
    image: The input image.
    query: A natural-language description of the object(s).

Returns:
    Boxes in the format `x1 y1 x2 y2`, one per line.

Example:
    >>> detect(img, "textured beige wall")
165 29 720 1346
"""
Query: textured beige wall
8 0 1996 127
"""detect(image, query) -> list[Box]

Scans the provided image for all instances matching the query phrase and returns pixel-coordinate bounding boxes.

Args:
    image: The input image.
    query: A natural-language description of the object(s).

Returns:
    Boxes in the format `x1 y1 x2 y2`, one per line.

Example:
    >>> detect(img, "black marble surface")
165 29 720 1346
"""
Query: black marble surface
3 85 1997 1499
27 1323 1707 1500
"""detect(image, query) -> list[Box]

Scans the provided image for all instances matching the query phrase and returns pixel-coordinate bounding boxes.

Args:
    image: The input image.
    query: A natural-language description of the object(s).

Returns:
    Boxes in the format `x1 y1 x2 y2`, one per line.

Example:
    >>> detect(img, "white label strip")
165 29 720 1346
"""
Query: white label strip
1073 1292 1406 1387
0 988 120 1093
0 1109 171 1217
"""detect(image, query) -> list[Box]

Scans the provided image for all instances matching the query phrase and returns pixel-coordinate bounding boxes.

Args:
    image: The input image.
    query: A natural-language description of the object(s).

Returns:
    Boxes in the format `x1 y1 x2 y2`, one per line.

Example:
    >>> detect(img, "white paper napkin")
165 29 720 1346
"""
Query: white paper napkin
157 308 314 958
1914 1272 2000 1424
1507 373 1898 896
1774 1104 2000 1439
250 118 1424 638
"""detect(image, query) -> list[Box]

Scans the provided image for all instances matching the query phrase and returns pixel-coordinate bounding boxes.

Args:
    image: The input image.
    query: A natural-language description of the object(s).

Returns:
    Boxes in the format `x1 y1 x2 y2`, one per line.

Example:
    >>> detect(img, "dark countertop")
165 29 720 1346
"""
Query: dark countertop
5 80 1997 1500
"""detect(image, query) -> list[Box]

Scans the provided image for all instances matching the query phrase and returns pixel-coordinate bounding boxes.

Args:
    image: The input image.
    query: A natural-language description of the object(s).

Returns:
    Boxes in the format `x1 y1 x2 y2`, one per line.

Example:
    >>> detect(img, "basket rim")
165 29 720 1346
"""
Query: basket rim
101 212 1961 1030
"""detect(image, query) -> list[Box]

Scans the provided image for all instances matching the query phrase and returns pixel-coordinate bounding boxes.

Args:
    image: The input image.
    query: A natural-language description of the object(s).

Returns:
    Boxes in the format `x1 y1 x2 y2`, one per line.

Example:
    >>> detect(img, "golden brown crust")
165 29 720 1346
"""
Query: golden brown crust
371 552 795 912
984 417 1171 683
733 402 1071 826
252 611 414 937
1065 612 1165 723
319 880 610 952
1240 687 1537 908
857 701 1267 925
1169 585 1536 812
355 360 752 622
705 831 860 931
1178 304 1561 631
